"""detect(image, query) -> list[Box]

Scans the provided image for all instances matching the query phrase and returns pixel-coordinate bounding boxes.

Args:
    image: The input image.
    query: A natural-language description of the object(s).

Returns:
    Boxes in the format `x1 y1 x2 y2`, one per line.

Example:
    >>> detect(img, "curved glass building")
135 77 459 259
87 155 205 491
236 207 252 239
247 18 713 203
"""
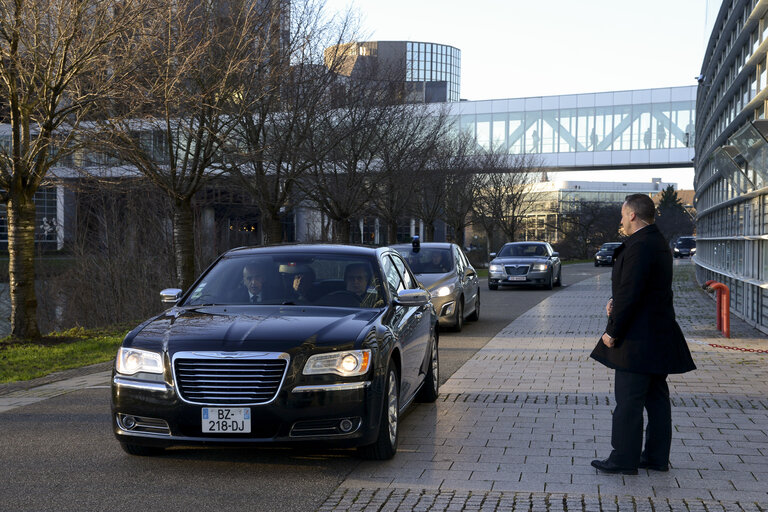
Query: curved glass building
695 0 768 333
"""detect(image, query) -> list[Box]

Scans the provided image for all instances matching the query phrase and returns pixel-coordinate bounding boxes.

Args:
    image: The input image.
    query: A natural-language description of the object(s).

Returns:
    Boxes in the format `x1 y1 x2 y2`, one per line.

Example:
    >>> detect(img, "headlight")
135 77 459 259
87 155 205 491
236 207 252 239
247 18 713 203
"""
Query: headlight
489 264 503 272
116 347 164 375
431 284 455 298
691 248 696 253
532 263 548 271
674 247 680 252
303 349 371 377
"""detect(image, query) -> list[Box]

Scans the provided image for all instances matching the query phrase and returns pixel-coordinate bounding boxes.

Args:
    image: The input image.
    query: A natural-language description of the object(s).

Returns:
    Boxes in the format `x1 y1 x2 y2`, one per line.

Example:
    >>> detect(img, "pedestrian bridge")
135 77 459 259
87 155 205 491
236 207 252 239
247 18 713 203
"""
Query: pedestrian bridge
451 85 696 170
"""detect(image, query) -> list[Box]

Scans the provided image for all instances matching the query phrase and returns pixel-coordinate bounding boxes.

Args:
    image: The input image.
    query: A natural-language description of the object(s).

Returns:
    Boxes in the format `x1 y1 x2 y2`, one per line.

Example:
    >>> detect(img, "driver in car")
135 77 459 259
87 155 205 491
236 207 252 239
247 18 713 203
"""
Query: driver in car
344 263 382 308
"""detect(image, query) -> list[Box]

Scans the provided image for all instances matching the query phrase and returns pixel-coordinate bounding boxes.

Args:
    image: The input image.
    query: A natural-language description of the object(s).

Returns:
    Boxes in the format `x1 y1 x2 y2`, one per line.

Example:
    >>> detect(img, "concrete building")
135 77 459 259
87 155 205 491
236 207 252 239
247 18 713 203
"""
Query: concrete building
694 0 768 334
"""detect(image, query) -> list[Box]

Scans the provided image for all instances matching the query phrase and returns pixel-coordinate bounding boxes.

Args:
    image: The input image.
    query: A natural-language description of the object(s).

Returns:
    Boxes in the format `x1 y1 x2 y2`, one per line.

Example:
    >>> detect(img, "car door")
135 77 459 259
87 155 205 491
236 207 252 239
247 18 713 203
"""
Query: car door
455 245 478 312
386 253 431 402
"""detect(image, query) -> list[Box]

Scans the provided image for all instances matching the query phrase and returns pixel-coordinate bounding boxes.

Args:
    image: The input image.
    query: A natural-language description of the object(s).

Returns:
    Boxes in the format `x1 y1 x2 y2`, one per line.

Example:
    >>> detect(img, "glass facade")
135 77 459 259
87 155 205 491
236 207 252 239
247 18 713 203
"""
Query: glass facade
451 86 696 169
405 42 461 102
694 0 768 334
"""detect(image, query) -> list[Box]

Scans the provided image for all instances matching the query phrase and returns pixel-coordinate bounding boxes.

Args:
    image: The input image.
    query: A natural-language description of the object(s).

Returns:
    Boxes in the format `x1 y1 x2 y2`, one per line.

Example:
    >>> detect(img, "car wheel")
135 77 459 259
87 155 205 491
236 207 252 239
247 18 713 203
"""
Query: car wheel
594 261 599 267
544 271 554 290
358 364 399 460
120 443 164 457
451 299 464 332
417 330 439 403
555 268 562 287
488 282 498 290
467 292 480 321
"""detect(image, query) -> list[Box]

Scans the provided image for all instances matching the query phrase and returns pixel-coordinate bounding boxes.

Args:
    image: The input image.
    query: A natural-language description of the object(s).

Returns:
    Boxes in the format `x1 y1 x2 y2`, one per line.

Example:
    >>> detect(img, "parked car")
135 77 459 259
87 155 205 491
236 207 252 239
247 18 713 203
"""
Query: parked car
111 245 439 460
673 236 696 258
594 242 622 267
487 241 562 290
391 240 480 332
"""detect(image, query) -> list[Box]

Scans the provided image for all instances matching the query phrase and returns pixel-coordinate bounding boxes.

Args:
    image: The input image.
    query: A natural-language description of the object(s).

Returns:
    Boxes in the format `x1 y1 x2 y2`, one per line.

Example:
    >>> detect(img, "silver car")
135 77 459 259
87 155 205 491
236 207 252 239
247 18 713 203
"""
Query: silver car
488 241 562 290
391 242 480 332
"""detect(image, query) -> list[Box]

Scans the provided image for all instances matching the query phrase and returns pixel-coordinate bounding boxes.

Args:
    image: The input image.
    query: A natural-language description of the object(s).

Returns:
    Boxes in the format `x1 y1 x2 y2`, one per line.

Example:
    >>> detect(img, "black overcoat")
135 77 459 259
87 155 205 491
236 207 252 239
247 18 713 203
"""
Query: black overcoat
590 224 696 375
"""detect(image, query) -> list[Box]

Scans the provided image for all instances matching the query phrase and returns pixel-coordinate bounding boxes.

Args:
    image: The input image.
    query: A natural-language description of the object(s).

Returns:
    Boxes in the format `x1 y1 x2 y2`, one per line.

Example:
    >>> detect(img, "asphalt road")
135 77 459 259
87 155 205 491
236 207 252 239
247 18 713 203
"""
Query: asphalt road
0 263 609 512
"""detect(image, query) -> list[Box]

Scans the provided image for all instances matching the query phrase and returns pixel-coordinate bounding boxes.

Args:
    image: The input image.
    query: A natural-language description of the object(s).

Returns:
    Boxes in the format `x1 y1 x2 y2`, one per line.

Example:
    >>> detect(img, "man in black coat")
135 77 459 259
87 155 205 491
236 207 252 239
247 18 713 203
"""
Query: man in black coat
590 194 696 475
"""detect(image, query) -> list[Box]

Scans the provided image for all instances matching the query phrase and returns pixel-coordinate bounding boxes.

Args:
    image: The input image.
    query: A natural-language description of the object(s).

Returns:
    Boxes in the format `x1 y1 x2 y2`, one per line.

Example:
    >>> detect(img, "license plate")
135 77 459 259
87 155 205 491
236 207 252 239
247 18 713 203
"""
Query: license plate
507 276 526 281
202 407 251 433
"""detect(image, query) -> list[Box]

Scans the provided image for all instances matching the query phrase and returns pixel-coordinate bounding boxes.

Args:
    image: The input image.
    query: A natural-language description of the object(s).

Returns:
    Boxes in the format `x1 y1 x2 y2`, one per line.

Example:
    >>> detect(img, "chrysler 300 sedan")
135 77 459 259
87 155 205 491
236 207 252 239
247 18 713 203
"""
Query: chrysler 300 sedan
111 245 439 460
487 241 562 290
391 241 480 332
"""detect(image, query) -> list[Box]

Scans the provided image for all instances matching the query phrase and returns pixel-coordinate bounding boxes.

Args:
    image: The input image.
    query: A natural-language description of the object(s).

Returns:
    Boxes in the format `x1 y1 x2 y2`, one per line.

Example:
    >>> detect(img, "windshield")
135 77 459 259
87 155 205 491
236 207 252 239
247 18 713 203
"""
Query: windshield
183 253 385 308
394 247 453 274
676 238 696 248
600 243 621 251
498 244 548 257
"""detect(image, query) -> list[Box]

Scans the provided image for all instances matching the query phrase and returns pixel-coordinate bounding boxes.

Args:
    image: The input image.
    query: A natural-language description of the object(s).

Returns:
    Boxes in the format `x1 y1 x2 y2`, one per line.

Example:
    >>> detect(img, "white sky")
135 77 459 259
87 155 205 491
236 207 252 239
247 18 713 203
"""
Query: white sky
321 0 725 189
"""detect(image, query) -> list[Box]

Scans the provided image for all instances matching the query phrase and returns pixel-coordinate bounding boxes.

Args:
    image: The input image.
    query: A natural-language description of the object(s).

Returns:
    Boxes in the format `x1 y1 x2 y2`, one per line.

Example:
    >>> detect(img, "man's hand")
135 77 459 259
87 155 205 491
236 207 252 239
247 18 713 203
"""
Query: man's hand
601 332 615 348
606 298 613 317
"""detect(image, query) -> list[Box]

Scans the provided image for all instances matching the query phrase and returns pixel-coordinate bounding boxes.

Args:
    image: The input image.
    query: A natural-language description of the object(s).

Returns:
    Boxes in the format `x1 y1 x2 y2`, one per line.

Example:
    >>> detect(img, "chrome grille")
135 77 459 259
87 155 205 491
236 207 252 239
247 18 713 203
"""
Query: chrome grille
174 355 288 405
505 265 529 276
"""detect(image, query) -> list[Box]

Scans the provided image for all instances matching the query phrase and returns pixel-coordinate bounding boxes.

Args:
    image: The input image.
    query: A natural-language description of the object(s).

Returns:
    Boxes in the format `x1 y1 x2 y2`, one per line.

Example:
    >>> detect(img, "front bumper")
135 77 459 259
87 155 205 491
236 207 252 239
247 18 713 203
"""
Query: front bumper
111 374 383 449
430 295 457 325
488 269 550 286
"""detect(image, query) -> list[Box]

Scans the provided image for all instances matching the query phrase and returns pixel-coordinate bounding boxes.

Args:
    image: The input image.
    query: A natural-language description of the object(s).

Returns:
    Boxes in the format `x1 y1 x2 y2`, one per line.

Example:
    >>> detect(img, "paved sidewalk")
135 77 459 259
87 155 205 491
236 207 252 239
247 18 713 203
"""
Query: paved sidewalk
321 262 768 511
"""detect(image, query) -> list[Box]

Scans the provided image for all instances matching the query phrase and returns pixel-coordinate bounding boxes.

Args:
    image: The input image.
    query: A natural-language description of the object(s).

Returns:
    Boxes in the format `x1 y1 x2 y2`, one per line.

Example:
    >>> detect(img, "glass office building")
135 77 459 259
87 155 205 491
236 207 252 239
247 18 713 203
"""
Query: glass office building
694 0 768 333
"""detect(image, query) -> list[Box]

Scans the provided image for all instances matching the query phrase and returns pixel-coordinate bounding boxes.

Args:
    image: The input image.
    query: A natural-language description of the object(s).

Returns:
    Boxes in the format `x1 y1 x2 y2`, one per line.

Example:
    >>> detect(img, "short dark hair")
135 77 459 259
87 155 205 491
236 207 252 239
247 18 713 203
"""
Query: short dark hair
624 194 656 224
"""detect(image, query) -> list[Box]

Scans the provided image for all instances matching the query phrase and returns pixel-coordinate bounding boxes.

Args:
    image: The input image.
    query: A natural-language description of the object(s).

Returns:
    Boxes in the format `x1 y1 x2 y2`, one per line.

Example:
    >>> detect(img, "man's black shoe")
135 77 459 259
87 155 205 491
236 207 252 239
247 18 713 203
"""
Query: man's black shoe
638 459 669 472
591 459 638 475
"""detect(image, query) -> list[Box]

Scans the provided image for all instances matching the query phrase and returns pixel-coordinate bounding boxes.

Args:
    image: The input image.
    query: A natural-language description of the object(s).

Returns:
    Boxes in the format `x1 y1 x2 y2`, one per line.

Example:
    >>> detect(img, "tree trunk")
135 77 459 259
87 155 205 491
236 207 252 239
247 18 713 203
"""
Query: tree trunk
387 221 398 245
337 219 351 244
263 211 283 244
423 222 435 242
173 198 196 291
8 195 41 338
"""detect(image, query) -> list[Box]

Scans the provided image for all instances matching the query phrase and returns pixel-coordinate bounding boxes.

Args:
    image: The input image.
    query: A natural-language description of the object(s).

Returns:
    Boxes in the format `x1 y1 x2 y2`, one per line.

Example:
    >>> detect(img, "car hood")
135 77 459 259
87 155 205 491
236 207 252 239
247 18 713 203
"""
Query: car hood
491 256 548 265
125 306 379 353
415 272 456 290
596 250 615 256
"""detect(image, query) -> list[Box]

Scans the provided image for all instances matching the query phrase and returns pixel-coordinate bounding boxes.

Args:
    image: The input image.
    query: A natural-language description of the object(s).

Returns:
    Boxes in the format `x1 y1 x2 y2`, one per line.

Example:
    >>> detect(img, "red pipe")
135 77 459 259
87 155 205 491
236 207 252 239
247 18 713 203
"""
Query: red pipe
703 281 730 338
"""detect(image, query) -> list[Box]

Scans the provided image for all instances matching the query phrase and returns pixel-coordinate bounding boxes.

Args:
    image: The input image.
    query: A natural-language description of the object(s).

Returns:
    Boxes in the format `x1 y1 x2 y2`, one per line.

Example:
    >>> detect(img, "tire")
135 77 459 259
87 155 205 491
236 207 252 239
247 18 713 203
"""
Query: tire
544 271 554 290
357 364 399 460
594 261 599 267
120 443 164 457
467 292 480 321
555 268 562 287
488 282 498 290
416 330 439 403
451 299 464 332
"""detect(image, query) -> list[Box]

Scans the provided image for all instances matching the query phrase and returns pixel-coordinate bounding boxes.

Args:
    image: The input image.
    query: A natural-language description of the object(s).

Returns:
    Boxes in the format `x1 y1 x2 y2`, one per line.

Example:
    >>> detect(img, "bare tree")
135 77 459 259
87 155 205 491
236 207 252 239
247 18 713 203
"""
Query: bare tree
432 133 477 246
552 201 623 259
472 152 545 252
228 0 358 244
301 68 399 243
0 0 147 338
374 105 449 243
91 0 261 290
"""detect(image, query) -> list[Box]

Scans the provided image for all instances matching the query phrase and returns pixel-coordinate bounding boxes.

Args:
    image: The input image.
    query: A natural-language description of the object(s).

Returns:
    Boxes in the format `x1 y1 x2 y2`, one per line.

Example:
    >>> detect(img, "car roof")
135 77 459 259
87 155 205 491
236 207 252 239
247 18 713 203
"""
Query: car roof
503 241 547 246
223 244 388 258
390 242 454 250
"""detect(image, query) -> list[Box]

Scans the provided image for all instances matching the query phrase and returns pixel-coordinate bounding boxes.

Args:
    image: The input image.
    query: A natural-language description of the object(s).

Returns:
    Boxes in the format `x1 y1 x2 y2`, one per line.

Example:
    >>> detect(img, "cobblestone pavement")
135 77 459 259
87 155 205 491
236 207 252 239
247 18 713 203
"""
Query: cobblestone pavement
320 262 768 511
2 262 767 511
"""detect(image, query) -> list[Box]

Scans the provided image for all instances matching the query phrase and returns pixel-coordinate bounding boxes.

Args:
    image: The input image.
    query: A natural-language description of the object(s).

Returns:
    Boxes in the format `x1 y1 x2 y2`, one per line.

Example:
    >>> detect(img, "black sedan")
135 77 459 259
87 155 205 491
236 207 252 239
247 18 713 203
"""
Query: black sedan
487 241 562 290
594 242 622 267
111 245 439 460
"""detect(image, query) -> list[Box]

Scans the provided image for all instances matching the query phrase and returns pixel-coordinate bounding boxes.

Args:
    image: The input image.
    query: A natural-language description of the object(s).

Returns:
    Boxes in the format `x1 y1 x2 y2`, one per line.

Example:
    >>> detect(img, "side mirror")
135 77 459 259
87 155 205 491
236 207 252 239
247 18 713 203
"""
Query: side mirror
489 252 497 259
551 252 559 258
465 267 477 278
394 288 430 307
161 288 183 304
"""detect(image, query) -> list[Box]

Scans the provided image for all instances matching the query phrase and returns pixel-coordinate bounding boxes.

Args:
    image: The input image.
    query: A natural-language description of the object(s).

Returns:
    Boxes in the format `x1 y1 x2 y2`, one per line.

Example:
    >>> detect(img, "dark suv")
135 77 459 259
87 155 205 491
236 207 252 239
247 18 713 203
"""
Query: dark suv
673 236 696 258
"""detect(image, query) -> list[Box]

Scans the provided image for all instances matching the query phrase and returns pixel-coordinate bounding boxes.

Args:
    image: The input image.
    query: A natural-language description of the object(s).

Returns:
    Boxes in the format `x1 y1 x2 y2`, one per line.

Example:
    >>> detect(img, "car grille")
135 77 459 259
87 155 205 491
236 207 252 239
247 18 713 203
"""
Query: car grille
505 265 529 276
174 358 288 405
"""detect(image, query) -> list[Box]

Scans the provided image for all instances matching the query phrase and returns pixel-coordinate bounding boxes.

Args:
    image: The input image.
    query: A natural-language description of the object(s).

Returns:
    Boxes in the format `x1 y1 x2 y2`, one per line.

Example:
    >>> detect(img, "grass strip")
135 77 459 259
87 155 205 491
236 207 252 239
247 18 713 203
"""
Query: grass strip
0 326 129 383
